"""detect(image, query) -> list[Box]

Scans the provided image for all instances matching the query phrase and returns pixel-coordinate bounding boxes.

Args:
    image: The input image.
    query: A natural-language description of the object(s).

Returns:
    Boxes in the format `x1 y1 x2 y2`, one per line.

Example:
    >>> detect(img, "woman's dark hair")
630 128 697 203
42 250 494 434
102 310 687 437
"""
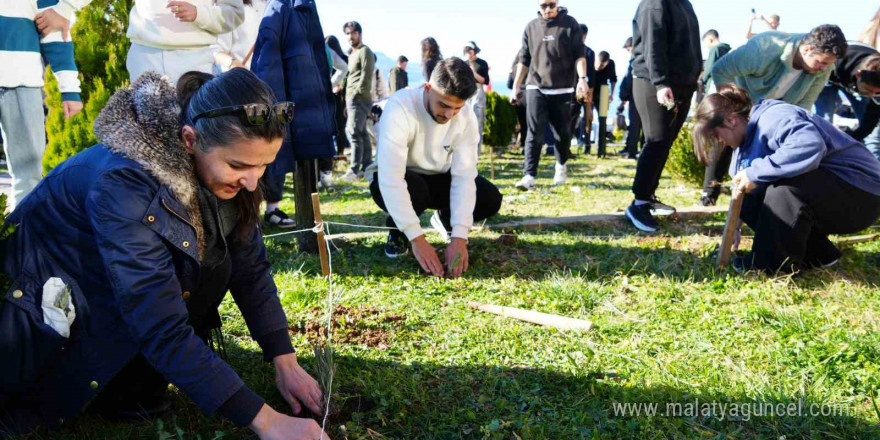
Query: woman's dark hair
325 35 348 63
430 58 477 100
421 37 442 61
692 85 752 165
802 24 848 58
177 69 286 242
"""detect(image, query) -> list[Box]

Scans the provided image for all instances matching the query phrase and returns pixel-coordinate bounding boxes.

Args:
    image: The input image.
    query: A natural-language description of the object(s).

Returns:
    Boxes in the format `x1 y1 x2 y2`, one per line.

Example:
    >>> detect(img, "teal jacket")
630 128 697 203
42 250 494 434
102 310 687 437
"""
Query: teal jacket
711 32 832 110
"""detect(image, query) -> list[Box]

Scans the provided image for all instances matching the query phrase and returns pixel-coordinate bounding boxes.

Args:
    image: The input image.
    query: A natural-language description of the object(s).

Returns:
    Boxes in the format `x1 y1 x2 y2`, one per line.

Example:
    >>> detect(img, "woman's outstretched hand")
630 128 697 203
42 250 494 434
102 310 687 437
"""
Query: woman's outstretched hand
250 404 332 440
274 353 324 416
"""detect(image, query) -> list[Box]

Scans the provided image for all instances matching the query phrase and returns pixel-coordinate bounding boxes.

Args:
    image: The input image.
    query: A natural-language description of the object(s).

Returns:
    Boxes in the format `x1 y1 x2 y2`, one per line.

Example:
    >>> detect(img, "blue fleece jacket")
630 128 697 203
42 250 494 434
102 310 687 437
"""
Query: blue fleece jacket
732 99 880 196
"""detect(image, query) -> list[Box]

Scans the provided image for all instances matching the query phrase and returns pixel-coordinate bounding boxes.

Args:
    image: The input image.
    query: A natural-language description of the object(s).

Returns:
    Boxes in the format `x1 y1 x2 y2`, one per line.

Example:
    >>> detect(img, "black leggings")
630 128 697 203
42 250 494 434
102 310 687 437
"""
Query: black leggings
631 78 695 200
523 90 573 177
369 171 503 230
702 147 733 195
740 167 880 272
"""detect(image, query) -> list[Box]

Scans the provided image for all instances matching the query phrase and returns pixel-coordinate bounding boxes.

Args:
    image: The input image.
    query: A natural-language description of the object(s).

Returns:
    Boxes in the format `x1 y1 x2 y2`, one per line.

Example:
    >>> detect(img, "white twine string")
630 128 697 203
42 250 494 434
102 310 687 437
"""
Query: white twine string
319 221 334 439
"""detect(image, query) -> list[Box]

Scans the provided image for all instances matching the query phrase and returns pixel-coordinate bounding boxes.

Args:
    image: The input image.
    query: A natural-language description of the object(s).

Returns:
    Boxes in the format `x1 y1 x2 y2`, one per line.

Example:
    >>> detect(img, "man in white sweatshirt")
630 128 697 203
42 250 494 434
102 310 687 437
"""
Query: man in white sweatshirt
366 58 502 279
35 0 244 83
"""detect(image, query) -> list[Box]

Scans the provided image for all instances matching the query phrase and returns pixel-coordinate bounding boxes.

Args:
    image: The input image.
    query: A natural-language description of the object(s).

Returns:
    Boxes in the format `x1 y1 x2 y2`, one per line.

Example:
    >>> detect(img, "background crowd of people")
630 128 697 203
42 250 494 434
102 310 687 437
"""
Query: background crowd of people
1 1 880 438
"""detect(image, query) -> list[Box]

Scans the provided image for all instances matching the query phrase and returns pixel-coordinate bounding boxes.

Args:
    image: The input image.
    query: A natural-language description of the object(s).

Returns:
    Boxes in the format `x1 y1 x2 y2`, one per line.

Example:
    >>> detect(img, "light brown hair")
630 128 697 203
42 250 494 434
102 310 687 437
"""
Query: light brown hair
692 86 752 165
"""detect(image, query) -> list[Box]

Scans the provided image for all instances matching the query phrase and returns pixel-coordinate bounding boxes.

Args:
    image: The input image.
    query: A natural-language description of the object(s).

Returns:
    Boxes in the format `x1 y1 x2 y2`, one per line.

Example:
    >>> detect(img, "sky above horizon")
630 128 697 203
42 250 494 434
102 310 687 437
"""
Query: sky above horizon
316 0 877 97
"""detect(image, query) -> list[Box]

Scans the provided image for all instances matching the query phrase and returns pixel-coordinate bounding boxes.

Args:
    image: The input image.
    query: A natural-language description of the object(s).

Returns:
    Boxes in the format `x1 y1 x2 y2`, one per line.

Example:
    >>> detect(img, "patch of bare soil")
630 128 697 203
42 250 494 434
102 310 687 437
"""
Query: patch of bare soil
289 306 406 350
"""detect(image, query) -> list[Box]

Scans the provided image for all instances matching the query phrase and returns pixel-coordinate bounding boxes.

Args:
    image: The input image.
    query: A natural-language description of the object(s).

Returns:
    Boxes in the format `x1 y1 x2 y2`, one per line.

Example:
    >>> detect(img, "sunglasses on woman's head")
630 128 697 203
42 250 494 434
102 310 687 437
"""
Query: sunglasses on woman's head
191 102 295 125
539 2 556 10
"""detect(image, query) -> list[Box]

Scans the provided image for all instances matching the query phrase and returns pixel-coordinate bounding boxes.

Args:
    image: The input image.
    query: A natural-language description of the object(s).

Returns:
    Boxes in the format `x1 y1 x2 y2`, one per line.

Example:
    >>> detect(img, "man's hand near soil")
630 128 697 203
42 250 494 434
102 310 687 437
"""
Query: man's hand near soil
411 235 469 279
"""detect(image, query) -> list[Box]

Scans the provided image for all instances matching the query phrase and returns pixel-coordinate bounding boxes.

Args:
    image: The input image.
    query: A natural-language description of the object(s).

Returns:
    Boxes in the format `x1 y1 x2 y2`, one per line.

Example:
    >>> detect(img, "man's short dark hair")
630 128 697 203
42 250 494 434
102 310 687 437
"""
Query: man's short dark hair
598 51 610 62
702 29 719 40
343 21 362 34
802 24 848 58
579 24 588 35
398 55 408 63
430 58 477 100
862 55 880 87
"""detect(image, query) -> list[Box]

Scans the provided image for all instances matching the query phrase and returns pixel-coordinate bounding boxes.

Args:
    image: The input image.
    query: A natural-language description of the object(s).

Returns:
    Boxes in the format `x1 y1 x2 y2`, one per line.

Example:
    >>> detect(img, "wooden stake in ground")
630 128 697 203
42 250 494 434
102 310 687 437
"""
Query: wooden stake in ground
467 301 593 331
311 192 330 278
717 189 745 268
294 159 318 253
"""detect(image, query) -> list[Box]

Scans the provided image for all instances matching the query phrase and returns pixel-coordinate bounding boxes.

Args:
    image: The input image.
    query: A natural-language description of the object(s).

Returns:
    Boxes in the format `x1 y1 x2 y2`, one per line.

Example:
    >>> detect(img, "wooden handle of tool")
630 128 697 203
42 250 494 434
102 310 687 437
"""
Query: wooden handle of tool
717 190 745 268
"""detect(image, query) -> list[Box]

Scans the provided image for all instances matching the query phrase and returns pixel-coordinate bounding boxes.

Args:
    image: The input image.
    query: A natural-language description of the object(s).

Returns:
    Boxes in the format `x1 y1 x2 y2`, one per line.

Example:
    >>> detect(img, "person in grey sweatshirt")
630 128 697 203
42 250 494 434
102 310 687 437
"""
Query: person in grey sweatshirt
693 86 880 274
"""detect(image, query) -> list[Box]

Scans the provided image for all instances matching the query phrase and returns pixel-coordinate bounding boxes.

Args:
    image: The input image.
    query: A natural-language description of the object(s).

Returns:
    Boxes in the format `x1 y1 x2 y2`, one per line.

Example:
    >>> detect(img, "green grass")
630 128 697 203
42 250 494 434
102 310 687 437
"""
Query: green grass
18 148 880 440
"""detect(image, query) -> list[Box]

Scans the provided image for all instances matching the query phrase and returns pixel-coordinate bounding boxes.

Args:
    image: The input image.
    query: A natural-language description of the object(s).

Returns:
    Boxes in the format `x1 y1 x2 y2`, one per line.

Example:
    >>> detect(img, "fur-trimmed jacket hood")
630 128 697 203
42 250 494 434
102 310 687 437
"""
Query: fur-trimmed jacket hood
0 75 294 431
93 72 206 255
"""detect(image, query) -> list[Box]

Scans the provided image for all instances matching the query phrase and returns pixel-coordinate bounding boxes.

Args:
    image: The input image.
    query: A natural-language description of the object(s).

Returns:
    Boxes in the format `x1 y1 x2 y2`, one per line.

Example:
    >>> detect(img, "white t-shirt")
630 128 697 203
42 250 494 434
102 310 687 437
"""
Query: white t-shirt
367 86 480 241
765 69 802 100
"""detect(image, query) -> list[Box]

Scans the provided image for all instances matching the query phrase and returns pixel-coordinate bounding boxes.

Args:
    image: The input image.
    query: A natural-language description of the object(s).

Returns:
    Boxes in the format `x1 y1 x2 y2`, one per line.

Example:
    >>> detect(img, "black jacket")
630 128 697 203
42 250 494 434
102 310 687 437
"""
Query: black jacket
518 7 586 89
829 42 879 141
631 0 702 87
585 46 596 87
620 57 634 101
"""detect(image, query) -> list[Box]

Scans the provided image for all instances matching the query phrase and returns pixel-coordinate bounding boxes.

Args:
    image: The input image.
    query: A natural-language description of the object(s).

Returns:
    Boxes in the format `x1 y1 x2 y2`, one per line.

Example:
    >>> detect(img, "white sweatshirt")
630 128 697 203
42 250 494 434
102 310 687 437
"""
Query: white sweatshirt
213 0 264 70
53 0 244 50
367 86 480 241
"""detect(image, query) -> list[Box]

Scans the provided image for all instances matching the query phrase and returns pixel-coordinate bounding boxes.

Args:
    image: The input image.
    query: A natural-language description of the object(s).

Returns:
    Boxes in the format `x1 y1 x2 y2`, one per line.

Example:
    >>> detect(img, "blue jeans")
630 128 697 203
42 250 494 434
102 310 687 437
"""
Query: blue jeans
841 89 880 160
0 87 46 210
814 84 840 121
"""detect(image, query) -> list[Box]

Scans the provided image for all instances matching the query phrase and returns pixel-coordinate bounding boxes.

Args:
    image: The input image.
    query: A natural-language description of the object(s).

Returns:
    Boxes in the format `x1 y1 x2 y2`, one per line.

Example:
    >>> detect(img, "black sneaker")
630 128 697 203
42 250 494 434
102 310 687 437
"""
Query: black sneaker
625 202 659 232
648 195 676 216
264 208 296 228
699 187 721 207
804 241 842 269
699 194 718 207
384 230 410 258
732 253 756 273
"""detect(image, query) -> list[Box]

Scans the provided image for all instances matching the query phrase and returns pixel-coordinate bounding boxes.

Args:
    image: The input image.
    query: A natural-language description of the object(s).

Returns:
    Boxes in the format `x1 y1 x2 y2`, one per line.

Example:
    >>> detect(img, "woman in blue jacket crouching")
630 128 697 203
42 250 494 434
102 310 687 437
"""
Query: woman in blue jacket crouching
693 86 880 273
0 69 330 439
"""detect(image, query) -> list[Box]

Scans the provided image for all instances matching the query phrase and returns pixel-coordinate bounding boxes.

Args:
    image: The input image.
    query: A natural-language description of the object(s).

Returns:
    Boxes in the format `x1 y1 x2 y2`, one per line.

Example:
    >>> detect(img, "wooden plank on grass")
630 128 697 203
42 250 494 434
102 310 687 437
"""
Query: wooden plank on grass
467 301 593 331
487 205 727 231
835 234 879 246
717 190 745 268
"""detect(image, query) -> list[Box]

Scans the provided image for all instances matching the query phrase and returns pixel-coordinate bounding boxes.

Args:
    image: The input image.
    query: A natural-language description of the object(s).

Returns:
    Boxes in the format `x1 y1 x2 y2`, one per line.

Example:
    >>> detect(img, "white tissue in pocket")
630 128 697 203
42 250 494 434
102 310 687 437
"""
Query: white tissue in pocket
41 277 76 338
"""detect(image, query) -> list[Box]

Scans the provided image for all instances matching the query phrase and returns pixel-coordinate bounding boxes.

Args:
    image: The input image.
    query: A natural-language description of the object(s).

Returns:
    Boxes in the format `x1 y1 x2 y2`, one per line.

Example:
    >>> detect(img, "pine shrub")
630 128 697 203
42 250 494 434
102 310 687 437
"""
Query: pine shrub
665 122 704 187
482 91 517 150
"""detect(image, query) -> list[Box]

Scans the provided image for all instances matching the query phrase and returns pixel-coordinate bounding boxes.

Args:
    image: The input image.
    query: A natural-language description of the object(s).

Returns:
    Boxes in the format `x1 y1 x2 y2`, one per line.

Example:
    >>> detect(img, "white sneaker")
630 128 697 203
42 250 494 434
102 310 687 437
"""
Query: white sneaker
515 174 536 191
430 211 450 243
319 171 333 188
342 169 358 183
553 162 567 185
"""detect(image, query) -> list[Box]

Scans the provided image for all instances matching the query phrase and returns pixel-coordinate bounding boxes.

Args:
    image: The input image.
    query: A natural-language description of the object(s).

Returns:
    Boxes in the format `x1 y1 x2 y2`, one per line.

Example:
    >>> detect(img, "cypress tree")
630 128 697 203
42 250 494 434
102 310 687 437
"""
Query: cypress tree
43 0 132 173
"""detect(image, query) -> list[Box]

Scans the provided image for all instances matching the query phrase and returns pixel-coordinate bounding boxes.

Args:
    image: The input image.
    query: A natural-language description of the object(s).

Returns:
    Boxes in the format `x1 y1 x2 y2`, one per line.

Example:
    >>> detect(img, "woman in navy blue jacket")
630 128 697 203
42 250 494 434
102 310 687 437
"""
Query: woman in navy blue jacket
0 69 330 439
693 86 880 273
